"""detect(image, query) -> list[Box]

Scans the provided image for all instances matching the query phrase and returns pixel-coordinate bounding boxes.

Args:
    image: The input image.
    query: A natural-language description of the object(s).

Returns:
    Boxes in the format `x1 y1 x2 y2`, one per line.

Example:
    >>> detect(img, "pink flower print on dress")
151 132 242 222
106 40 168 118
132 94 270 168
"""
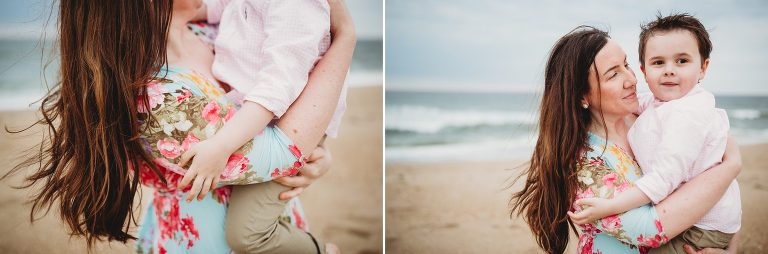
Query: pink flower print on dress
616 182 630 193
602 173 618 187
180 216 200 248
292 205 307 231
176 89 192 102
637 233 668 248
588 156 605 166
202 101 221 124
601 214 622 232
223 106 236 122
288 144 302 159
147 81 165 110
212 186 232 205
281 164 300 177
655 219 664 233
157 138 182 159
579 233 594 254
220 154 249 180
181 133 200 151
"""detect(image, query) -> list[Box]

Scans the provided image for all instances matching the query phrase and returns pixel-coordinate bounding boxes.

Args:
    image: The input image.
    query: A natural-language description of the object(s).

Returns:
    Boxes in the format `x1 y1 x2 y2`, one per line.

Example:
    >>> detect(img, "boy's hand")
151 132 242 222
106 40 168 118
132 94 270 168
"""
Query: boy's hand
567 197 617 225
178 138 230 202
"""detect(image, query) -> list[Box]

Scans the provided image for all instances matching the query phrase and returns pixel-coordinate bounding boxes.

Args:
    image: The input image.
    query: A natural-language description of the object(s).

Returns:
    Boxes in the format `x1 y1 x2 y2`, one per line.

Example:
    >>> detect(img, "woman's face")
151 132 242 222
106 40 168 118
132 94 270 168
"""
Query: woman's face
584 39 639 118
172 0 203 17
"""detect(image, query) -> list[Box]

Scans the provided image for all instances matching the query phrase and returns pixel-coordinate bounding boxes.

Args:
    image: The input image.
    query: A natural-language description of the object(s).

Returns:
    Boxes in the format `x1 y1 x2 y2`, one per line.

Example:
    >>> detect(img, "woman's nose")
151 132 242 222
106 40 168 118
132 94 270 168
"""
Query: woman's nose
625 68 637 88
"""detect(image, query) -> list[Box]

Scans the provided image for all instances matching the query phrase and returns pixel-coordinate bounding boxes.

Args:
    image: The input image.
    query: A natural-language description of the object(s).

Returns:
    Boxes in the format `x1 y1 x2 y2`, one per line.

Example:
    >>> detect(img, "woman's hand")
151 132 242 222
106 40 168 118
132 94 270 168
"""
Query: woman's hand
274 145 333 200
328 0 356 41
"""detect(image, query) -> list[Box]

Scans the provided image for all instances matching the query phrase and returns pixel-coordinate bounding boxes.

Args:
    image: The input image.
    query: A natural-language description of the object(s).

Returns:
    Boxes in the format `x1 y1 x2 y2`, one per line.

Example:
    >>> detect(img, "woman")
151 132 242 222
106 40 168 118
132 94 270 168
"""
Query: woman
509 26 741 253
7 0 354 253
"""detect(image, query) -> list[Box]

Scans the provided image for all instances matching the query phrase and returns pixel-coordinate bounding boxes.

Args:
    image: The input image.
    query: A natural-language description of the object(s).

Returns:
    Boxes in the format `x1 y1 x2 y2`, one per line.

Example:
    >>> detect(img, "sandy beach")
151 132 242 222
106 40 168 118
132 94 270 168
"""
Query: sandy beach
386 144 768 253
0 86 383 253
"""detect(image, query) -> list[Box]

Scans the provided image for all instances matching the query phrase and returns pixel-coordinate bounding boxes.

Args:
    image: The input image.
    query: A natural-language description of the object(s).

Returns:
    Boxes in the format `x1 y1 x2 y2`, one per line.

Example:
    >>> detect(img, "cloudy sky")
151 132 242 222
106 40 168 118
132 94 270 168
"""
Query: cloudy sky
386 0 768 95
0 1 383 40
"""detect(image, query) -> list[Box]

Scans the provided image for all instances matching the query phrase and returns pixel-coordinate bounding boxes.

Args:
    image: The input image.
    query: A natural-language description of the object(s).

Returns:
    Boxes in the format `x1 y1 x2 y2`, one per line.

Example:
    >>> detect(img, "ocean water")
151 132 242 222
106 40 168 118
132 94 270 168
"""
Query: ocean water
386 90 768 162
0 38 383 110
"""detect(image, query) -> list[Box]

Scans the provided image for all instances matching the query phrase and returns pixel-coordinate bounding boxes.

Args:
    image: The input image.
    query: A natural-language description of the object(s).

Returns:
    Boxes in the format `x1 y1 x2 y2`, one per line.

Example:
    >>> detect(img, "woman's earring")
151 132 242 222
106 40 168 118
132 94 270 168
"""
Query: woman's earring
582 103 589 109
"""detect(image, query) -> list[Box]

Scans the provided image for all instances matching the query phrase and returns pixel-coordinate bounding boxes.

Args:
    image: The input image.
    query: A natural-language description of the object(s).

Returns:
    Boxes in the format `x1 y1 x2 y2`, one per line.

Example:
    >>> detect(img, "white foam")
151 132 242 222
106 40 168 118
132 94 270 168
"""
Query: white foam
728 108 761 120
346 70 382 87
386 105 536 134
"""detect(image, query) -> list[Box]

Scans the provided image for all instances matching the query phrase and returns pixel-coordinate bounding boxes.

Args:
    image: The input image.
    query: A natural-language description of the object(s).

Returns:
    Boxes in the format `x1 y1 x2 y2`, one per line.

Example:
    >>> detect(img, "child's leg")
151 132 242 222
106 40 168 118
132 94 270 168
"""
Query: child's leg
222 125 325 253
649 227 733 254
226 182 324 254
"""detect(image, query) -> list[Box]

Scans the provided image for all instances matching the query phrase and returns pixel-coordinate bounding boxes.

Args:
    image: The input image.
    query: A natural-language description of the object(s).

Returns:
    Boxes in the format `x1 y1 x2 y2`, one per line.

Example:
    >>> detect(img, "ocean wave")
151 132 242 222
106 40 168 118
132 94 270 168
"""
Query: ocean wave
346 70 382 87
385 105 537 134
728 108 762 120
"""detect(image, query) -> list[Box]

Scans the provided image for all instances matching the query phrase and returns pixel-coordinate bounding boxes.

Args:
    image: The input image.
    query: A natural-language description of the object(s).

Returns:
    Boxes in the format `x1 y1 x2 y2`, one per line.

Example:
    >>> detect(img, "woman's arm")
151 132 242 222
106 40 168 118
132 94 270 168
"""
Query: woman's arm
654 137 742 238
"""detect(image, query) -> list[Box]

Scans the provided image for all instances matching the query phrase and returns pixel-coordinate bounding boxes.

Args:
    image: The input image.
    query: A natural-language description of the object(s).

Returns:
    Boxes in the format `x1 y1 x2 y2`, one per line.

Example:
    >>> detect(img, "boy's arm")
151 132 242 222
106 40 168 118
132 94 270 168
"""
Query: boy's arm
568 187 652 224
233 0 332 120
176 101 273 201
634 109 710 204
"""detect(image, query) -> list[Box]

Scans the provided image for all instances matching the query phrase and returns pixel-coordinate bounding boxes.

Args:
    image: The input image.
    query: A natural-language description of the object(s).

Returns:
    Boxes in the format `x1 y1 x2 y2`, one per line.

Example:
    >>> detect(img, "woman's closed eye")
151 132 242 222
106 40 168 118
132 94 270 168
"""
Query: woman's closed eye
608 63 631 80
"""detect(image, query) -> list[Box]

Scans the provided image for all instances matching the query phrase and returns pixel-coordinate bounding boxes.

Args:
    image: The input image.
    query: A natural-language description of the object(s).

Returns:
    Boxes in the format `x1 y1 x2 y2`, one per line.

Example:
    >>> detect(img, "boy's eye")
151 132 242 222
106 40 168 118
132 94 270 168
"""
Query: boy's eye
652 60 663 65
676 59 689 64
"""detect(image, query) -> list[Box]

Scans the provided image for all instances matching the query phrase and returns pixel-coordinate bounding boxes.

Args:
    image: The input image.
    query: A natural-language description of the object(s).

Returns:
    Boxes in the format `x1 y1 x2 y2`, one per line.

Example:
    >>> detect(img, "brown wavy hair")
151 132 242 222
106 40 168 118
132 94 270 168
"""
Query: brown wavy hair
3 0 172 248
638 12 712 67
510 26 610 253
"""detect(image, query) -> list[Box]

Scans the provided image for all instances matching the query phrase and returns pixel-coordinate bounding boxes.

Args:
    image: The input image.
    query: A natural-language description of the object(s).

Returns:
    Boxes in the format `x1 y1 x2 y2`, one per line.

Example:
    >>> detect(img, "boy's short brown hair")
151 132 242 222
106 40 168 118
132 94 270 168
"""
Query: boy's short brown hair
639 13 712 66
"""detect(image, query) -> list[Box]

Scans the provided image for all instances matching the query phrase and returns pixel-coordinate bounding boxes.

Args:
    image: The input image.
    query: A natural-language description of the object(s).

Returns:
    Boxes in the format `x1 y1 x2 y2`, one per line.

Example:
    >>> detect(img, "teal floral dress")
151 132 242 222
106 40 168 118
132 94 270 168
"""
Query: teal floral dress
572 133 670 254
134 64 310 254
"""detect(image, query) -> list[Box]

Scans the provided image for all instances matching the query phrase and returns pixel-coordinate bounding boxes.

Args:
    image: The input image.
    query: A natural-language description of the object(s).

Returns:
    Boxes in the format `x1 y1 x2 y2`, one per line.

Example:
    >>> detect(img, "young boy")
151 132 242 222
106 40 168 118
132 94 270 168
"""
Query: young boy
178 0 347 253
569 13 741 253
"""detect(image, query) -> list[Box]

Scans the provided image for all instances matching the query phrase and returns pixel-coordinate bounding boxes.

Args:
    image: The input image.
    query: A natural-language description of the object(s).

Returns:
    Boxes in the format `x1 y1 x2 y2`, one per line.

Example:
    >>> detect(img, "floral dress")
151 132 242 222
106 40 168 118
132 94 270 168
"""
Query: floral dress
572 133 670 254
134 64 310 254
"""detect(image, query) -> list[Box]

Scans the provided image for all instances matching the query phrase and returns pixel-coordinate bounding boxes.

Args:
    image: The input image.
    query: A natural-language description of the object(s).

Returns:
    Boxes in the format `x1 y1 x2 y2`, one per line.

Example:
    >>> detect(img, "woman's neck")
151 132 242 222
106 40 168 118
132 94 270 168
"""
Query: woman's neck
166 16 195 65
589 112 632 146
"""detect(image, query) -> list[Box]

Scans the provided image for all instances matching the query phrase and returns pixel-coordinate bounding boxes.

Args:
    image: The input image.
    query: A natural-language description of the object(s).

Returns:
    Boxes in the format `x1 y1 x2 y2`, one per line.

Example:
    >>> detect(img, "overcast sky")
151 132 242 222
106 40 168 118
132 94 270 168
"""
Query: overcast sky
0 1 383 40
386 0 768 95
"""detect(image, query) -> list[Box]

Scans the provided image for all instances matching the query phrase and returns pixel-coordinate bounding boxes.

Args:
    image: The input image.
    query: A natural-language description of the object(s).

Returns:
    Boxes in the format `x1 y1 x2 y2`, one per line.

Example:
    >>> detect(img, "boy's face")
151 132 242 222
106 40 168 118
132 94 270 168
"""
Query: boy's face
640 29 710 102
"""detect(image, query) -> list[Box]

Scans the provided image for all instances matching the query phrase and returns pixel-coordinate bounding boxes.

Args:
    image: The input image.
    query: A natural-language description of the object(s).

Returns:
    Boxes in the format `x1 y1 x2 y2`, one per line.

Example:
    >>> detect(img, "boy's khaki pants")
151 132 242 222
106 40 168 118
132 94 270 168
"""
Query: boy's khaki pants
649 226 734 254
226 181 324 254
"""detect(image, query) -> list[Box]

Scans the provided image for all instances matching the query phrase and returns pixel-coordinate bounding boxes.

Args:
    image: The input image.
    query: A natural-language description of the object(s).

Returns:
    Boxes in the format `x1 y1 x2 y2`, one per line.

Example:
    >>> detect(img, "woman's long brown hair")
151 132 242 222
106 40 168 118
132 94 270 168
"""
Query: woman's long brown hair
3 0 173 248
510 26 609 253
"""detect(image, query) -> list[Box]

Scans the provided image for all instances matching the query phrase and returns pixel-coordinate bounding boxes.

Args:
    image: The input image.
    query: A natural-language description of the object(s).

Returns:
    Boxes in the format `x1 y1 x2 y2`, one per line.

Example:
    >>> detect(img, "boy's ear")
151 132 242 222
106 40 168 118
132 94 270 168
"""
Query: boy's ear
699 58 710 82
640 63 646 75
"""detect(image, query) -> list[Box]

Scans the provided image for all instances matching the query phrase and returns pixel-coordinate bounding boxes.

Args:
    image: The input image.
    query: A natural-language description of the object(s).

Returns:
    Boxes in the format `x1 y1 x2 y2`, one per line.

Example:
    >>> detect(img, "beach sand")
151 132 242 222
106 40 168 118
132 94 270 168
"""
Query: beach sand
386 144 768 253
0 86 383 253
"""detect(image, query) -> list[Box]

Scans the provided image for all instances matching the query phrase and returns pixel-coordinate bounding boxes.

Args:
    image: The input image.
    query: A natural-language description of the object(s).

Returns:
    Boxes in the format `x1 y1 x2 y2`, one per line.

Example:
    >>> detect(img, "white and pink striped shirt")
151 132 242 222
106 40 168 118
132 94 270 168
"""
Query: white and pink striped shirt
629 85 741 233
205 0 347 137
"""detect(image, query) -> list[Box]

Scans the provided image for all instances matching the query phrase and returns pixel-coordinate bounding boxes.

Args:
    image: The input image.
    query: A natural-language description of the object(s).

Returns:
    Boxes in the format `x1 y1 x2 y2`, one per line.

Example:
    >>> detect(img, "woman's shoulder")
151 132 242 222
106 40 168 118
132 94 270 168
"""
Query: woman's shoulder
155 65 227 99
